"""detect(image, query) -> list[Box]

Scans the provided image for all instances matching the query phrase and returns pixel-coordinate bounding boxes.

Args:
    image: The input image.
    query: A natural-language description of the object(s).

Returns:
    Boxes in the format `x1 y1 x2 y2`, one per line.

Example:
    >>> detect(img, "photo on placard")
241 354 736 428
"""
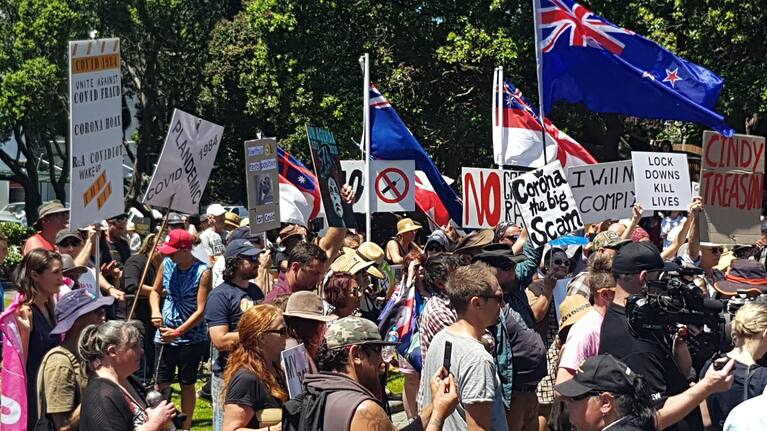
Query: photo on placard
307 125 356 228
254 173 274 205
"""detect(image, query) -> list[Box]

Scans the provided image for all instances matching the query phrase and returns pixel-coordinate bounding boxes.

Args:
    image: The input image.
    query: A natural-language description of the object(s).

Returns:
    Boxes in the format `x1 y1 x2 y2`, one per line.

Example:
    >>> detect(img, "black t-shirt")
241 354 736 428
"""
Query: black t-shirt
701 359 767 429
118 254 157 319
599 302 702 431
225 369 281 428
205 281 264 374
80 376 148 431
27 304 59 429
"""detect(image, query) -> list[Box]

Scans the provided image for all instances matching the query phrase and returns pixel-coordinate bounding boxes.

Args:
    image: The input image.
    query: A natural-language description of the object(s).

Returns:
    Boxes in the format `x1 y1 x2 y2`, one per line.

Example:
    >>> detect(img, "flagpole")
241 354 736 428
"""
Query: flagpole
492 66 502 169
532 0 548 165
360 53 372 242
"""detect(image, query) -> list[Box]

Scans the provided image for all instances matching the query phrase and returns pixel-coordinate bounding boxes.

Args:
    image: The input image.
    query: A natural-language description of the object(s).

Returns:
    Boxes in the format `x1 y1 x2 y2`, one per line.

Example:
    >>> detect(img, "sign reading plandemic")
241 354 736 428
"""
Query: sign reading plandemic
143 109 224 214
510 161 583 247
699 131 765 244
68 38 125 228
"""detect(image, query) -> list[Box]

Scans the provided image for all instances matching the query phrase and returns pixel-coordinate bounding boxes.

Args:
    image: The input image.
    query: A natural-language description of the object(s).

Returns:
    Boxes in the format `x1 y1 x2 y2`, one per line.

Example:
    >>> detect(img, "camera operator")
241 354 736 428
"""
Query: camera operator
599 242 735 431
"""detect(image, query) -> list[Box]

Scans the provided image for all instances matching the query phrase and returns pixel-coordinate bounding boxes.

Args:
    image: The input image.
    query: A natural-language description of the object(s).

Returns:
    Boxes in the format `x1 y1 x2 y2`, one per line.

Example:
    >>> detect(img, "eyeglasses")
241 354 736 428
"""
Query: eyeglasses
265 326 288 337
552 259 571 266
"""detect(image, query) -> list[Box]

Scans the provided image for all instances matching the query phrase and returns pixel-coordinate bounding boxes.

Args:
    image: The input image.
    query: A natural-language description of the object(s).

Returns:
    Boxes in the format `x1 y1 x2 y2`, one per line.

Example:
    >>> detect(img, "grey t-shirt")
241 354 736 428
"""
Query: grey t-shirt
199 229 225 257
418 328 508 431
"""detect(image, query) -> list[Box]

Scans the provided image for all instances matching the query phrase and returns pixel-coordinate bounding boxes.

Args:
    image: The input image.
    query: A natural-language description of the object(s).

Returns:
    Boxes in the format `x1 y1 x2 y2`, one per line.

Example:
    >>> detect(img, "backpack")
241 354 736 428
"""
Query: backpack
281 384 329 431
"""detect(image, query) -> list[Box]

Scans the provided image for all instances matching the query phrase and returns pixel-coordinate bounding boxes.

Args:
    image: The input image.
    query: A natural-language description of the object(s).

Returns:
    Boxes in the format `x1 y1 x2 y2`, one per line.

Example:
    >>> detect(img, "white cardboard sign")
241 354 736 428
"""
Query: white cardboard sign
340 160 366 213
282 343 310 399
372 160 415 212
68 38 125 228
509 161 583 247
631 152 690 211
566 160 637 224
462 168 504 229
142 109 224 213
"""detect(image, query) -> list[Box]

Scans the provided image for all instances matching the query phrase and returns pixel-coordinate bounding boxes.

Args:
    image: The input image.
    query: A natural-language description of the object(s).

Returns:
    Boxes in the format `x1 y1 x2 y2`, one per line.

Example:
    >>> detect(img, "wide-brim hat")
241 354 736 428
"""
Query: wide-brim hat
331 253 375 276
714 259 767 297
282 291 337 322
342 242 385 279
396 218 422 235
224 212 241 230
558 295 592 337
278 224 304 244
454 229 495 254
34 200 69 228
50 290 114 336
472 243 527 267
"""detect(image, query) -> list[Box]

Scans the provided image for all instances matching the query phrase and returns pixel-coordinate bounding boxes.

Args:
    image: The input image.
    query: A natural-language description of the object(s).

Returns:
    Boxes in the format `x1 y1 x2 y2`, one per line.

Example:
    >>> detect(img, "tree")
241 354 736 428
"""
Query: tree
0 0 95 222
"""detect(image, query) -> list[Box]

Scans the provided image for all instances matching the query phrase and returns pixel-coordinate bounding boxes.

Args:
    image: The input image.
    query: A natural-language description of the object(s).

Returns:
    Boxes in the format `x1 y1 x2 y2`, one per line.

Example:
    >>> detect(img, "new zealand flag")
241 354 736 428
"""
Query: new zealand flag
536 0 732 135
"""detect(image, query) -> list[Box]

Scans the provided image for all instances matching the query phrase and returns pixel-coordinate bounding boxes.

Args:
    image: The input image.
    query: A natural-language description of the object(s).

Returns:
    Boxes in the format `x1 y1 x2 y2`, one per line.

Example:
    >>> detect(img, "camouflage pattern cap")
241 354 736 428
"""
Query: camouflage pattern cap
325 316 398 349
591 231 631 251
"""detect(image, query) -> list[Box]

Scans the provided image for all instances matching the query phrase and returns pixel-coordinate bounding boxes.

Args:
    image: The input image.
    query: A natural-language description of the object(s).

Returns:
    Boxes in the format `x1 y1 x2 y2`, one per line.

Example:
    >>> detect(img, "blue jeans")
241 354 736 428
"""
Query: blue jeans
212 372 224 431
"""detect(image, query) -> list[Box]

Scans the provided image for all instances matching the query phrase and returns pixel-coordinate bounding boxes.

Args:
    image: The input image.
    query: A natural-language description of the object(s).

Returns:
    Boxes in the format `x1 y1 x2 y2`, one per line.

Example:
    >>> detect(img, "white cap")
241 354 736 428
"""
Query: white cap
206 204 226 217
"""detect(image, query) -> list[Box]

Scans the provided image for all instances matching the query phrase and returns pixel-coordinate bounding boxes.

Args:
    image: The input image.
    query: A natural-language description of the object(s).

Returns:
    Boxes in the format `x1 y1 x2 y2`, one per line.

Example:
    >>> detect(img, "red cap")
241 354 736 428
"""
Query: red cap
158 229 194 255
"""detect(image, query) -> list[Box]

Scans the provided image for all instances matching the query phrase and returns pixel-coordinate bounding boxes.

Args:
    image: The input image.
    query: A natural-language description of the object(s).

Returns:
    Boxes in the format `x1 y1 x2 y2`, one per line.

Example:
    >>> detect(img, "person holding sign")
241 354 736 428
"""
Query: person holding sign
150 230 212 430
222 304 288 431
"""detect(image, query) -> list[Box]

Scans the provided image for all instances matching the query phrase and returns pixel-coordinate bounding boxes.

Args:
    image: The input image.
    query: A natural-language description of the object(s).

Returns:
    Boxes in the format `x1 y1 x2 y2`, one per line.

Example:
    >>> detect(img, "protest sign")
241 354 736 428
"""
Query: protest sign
340 160 366 212
307 125 356 228
68 38 124 228
631 152 690 211
245 139 280 235
373 160 415 212
281 343 310 399
510 161 583 247
463 168 504 229
699 131 765 244
566 160 637 224
143 109 224 214
503 169 526 226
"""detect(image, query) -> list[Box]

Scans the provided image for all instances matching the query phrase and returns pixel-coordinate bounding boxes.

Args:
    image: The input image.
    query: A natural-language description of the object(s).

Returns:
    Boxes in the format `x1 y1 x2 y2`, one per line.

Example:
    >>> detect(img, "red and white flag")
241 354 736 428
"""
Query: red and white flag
492 69 597 168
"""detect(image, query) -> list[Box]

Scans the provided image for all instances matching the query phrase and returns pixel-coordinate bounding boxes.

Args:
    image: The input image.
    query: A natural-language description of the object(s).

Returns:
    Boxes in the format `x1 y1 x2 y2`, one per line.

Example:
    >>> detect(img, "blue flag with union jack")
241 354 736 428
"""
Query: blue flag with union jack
536 0 732 135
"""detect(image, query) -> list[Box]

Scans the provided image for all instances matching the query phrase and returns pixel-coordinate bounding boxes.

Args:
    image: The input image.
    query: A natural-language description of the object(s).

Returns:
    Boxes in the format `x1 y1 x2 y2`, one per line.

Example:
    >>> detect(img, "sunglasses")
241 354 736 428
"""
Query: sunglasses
552 259 571 266
59 239 83 248
570 390 602 401
706 247 723 255
265 326 288 337
481 292 504 302
503 235 520 242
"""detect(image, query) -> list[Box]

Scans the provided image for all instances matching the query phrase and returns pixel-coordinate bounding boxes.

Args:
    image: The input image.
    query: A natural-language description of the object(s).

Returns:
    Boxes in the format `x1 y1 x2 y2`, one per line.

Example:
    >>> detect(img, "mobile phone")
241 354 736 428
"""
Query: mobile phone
443 340 452 374
712 354 730 371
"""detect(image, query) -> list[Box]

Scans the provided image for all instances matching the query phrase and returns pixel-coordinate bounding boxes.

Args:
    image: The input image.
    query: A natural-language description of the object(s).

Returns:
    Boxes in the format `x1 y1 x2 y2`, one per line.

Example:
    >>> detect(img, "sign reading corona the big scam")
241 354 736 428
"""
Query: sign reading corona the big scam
143 109 224 213
68 38 125 228
510 161 583 247
699 131 765 244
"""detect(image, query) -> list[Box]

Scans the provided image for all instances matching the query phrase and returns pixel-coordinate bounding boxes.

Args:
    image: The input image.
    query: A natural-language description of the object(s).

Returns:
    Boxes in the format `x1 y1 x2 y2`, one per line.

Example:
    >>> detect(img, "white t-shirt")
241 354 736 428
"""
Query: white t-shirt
418 328 508 431
724 392 767 431
199 228 225 257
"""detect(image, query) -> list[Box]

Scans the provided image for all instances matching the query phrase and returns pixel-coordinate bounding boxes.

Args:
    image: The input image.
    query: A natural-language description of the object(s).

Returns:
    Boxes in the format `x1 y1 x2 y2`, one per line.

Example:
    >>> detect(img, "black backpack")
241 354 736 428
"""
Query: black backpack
281 384 330 431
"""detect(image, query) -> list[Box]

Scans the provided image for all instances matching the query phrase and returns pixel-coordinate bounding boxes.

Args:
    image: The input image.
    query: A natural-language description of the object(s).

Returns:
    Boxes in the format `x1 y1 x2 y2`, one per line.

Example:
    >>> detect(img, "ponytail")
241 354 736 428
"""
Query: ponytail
614 375 656 431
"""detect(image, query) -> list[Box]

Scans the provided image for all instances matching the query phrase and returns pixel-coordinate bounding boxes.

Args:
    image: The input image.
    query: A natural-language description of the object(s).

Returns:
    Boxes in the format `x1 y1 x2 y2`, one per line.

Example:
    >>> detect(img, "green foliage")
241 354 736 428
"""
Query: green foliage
0 222 33 276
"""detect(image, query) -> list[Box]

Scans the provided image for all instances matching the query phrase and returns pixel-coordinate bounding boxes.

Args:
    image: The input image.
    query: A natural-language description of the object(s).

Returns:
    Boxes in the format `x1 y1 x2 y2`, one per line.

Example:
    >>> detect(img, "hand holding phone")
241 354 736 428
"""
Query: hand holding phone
443 340 452 375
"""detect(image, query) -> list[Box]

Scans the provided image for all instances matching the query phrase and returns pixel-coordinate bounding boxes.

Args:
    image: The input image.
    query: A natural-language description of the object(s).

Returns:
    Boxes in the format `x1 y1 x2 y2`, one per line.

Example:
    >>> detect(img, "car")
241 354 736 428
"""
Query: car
223 205 249 219
0 202 27 225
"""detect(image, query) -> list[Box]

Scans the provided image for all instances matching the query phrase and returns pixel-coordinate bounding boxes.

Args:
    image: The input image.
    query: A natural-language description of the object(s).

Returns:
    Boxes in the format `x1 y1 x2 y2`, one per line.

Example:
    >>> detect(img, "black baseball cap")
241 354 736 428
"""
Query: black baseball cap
224 239 263 259
554 354 638 397
612 242 678 274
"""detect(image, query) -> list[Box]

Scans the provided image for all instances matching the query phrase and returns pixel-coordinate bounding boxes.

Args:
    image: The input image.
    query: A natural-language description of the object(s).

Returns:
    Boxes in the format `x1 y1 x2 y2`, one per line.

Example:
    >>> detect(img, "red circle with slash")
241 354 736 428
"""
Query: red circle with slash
375 167 410 204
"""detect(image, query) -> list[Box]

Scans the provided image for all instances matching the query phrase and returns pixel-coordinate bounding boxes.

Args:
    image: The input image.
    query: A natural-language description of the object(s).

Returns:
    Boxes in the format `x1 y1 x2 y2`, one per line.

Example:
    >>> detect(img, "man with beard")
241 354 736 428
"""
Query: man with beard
205 239 265 431
306 316 459 430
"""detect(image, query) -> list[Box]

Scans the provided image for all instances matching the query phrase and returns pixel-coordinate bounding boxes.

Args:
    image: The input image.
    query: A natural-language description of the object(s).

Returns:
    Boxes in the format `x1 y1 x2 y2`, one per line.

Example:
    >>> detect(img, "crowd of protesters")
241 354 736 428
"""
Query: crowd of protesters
3 190 767 431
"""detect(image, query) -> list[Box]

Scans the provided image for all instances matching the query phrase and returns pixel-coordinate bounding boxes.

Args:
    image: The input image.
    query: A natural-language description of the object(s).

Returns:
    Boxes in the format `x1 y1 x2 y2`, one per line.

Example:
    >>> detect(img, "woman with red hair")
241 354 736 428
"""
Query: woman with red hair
222 304 288 431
